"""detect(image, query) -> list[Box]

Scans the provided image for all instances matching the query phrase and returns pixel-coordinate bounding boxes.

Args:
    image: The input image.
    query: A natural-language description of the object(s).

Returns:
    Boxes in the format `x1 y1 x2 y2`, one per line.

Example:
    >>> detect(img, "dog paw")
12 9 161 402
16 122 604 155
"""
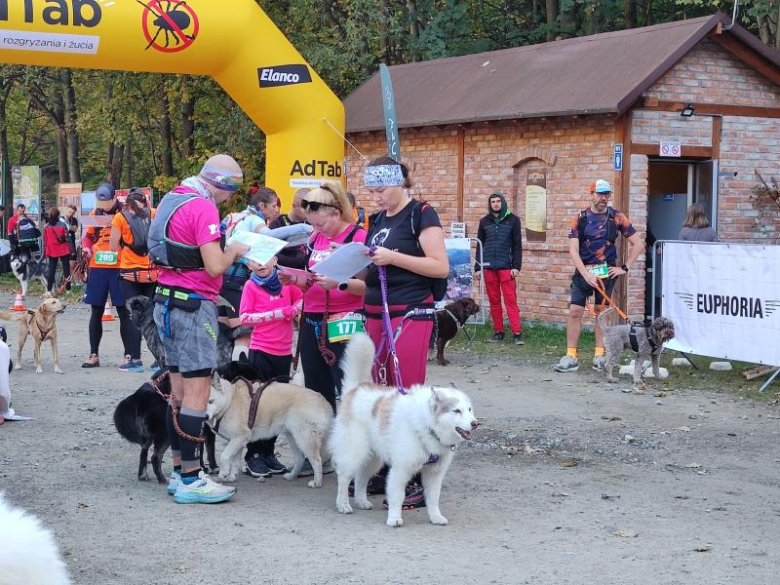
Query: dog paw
54 368 63 374
283 472 297 481
13 364 21 370
353 498 373 510
35 367 43 374
336 501 353 515
307 479 322 488
386 516 404 528
429 513 448 526
138 472 149 481
606 378 617 383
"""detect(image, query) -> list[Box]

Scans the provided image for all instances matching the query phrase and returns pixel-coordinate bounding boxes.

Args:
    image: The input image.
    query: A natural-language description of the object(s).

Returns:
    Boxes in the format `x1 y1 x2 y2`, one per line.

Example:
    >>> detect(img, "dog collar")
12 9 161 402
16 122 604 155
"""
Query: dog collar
428 428 456 452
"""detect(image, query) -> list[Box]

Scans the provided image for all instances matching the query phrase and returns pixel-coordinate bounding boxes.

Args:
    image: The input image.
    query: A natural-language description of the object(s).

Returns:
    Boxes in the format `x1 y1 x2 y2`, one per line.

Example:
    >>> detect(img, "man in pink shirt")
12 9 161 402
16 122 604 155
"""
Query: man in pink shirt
149 154 249 505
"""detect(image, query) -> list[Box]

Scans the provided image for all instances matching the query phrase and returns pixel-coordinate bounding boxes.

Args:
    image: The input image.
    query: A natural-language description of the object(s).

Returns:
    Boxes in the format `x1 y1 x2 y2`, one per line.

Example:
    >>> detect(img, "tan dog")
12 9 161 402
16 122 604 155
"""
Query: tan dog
206 376 333 487
0 295 66 374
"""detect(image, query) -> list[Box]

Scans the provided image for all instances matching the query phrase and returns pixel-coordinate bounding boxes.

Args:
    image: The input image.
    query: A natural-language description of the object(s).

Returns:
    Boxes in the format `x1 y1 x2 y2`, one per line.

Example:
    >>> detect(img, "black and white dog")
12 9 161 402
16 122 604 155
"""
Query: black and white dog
10 252 47 298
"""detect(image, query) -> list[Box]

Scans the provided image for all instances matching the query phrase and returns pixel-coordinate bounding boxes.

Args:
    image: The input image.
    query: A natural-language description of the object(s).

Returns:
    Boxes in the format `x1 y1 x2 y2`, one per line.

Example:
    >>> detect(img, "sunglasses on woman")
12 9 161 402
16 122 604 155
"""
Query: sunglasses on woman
301 199 339 212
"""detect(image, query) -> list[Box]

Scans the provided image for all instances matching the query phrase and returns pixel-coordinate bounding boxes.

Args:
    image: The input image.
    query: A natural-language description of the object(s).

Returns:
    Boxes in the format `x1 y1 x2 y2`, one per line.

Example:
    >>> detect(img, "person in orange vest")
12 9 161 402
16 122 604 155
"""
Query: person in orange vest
81 183 133 369
110 188 157 372
347 191 369 230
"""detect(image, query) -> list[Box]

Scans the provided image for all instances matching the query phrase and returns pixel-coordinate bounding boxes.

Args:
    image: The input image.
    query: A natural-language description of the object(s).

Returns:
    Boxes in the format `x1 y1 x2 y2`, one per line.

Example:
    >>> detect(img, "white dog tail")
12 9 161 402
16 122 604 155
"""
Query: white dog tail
596 306 616 329
339 332 375 393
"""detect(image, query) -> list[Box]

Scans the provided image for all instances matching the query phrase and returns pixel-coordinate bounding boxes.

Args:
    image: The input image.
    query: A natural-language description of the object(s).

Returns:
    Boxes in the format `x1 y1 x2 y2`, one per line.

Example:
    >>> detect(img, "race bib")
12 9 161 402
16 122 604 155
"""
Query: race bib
587 264 609 279
94 251 119 266
327 312 365 342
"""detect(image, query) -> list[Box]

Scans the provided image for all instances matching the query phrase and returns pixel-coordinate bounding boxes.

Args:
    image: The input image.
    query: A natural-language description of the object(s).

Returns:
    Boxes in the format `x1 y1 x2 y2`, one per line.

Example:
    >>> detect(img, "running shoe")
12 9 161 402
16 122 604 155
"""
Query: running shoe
173 472 235 504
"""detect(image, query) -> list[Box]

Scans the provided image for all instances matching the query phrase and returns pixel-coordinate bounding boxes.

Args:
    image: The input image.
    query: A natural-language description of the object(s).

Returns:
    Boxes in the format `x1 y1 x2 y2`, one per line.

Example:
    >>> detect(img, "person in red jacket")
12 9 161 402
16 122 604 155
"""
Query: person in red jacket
43 208 72 293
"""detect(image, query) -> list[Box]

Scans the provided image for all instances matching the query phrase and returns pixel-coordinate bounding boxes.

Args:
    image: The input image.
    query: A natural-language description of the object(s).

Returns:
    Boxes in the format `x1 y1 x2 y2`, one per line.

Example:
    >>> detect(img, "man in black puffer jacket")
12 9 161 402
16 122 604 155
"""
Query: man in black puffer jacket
476 191 524 344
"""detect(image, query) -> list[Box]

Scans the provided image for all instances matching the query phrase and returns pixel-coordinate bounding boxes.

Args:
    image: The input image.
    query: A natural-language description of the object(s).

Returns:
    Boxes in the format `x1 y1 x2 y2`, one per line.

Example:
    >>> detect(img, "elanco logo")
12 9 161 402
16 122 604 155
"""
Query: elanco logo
258 65 312 88
674 292 780 320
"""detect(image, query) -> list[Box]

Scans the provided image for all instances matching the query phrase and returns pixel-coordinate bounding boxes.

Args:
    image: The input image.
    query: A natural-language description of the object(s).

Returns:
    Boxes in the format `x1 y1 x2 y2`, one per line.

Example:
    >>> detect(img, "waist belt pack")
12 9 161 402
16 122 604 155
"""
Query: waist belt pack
153 285 205 311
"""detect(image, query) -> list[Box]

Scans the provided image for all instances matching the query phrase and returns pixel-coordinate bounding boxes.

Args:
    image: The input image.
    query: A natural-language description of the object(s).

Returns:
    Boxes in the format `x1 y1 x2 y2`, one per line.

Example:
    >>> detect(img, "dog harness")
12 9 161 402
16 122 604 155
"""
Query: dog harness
629 322 659 353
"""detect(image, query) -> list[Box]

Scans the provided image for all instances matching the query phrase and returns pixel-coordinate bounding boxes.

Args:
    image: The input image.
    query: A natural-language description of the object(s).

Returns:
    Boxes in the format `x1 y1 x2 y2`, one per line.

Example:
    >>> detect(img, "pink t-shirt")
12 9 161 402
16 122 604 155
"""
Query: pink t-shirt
305 224 367 314
240 281 303 356
156 193 223 300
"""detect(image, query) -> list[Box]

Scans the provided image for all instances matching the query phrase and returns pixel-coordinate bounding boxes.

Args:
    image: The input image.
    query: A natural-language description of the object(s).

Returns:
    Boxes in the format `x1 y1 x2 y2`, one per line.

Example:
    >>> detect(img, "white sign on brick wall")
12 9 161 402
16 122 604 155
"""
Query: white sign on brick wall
451 222 466 238
659 140 682 157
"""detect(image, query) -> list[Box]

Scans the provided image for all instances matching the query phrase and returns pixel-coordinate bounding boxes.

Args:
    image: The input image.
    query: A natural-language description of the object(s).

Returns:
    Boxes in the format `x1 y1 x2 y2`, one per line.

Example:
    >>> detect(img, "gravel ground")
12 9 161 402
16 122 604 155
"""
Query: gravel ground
1 297 778 585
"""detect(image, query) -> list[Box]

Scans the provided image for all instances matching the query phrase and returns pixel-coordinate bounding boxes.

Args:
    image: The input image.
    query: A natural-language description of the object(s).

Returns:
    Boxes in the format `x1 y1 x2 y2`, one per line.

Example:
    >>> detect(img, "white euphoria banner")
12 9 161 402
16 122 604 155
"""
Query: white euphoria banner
662 242 780 366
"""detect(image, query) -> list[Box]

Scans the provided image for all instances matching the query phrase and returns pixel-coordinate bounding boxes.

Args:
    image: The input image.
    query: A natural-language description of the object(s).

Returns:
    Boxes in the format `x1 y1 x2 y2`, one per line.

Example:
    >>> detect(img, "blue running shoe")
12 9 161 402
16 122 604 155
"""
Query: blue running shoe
173 472 235 504
118 359 144 373
167 471 181 496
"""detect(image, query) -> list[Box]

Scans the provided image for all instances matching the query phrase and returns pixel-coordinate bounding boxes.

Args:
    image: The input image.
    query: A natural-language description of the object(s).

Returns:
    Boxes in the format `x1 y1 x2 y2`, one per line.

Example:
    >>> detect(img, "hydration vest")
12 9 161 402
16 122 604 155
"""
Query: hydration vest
148 191 217 271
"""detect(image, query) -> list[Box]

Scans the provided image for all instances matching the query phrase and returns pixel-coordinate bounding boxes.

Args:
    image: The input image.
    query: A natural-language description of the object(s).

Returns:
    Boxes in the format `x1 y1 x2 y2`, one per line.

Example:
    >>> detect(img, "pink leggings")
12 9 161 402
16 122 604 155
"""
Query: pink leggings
365 302 433 387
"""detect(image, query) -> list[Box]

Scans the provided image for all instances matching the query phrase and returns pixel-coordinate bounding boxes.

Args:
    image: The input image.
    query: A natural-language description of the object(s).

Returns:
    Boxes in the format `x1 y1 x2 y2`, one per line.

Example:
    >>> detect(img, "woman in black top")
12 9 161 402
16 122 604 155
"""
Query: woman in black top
363 156 449 509
364 156 449 386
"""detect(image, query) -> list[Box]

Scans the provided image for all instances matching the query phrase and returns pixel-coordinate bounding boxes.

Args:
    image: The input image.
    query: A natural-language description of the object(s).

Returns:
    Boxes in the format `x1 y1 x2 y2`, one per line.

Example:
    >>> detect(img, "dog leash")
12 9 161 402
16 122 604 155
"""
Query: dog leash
586 278 629 322
371 247 405 395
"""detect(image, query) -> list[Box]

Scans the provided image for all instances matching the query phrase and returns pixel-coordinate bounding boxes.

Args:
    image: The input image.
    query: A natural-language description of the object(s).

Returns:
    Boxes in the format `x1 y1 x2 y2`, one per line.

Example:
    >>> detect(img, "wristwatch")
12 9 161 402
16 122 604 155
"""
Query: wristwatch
338 282 349 291
621 264 630 273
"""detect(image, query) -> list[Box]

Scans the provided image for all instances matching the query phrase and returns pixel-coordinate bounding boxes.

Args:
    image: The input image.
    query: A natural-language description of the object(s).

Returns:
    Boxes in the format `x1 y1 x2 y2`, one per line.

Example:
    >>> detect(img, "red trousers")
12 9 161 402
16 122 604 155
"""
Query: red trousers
365 302 433 387
484 269 521 334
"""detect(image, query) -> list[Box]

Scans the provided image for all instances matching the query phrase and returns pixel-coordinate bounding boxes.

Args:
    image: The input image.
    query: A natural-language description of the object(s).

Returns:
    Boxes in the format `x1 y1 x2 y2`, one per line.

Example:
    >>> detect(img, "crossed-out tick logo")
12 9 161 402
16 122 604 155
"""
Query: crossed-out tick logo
137 0 199 53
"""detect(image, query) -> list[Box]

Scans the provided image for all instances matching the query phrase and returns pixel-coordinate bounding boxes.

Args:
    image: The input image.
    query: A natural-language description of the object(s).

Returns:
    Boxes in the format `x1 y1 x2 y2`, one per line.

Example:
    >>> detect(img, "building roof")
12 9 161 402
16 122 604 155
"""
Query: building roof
344 13 780 132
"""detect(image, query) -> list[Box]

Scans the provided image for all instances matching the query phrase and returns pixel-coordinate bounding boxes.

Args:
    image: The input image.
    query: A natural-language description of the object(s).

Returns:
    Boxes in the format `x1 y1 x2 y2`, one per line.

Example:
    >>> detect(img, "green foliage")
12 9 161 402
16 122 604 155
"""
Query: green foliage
0 0 774 206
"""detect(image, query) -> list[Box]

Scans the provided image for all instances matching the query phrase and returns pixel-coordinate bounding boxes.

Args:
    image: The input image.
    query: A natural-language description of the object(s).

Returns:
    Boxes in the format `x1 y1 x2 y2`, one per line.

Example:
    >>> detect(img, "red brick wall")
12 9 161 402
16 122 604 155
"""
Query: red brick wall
346 116 621 325
345 37 780 325
638 38 780 242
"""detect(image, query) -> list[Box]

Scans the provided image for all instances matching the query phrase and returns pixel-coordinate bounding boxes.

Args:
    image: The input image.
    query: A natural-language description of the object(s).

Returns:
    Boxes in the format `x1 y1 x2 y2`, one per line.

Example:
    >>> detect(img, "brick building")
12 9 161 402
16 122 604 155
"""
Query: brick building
343 13 780 325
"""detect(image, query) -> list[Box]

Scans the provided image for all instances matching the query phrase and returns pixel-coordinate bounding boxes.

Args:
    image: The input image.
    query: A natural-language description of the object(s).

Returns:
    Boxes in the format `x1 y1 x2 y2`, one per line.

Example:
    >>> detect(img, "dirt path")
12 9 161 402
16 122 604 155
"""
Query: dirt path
1 298 778 585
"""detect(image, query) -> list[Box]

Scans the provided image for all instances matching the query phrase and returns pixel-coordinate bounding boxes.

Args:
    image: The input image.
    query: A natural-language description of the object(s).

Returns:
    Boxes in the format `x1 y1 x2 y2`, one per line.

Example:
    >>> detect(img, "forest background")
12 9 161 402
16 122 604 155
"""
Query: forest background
0 0 777 213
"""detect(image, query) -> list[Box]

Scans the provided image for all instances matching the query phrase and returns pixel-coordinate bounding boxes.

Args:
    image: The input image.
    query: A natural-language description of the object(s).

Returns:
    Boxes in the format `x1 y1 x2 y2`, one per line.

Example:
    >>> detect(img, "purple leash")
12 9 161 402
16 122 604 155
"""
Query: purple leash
371 247 406 395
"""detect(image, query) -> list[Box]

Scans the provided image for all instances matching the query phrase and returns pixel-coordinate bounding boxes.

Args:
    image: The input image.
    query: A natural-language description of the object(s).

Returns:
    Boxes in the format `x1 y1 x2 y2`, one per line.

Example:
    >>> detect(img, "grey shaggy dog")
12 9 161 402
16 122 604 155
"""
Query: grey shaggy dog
597 308 676 384
126 295 251 370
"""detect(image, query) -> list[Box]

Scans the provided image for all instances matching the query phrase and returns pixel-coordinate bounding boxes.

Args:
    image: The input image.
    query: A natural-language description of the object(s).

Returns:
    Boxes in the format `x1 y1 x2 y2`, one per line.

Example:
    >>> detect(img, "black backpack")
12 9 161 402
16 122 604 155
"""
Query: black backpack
120 210 151 256
369 200 448 302
16 216 41 244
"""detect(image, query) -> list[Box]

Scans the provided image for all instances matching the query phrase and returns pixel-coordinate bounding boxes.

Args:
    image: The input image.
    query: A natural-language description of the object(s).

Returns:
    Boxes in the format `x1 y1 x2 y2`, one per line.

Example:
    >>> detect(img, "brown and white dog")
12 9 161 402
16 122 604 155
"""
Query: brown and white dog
0 295 65 374
332 333 479 527
433 297 480 366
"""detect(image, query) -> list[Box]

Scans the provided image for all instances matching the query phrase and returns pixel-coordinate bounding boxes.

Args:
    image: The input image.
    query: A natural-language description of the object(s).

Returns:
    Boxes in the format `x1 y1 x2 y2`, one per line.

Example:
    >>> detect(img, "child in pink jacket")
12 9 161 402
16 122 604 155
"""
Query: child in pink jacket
238 258 303 477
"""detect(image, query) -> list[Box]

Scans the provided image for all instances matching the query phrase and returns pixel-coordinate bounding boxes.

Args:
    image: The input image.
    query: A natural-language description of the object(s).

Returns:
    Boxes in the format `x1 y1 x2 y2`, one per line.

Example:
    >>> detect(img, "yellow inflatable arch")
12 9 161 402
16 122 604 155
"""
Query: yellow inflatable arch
0 0 344 207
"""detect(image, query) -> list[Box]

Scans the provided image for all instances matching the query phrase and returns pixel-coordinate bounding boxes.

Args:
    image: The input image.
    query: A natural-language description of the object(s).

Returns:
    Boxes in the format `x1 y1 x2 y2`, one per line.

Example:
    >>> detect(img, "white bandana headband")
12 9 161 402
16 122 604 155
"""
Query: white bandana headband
200 163 243 192
364 165 404 188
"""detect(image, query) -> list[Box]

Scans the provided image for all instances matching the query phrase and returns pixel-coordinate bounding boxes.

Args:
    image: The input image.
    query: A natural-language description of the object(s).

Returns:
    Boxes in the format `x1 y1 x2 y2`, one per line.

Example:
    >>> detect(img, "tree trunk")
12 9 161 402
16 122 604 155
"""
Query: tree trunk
161 92 174 176
61 69 80 183
0 79 13 215
546 0 559 41
407 0 420 61
108 143 124 188
181 95 195 160
125 138 133 187
624 0 636 29
56 132 68 184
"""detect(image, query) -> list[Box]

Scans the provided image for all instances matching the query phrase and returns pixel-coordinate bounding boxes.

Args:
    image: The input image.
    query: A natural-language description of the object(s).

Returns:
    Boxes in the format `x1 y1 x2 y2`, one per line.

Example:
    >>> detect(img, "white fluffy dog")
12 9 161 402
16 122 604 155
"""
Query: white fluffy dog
332 382 478 528
0 493 71 585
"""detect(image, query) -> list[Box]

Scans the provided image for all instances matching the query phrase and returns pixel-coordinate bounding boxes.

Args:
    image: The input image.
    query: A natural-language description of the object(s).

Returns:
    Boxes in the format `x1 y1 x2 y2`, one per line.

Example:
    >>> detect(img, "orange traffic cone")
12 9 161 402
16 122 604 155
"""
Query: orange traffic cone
102 298 115 322
10 292 26 312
